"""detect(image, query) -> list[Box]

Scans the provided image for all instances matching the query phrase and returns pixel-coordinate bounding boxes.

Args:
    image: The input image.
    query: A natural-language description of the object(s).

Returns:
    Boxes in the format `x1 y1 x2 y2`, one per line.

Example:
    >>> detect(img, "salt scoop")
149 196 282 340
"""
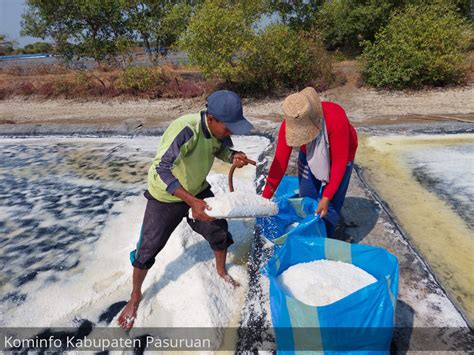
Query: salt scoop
190 158 278 219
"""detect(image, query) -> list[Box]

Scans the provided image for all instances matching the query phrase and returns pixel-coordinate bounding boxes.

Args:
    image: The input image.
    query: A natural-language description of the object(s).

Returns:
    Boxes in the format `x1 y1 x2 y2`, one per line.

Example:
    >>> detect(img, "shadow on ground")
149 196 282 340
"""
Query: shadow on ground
333 196 380 243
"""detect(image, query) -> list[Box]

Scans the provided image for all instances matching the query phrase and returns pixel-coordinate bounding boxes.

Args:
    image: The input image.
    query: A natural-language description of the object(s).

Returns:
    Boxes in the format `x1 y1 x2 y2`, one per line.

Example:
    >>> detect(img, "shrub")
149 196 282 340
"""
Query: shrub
37 82 55 97
14 81 35 96
52 77 76 97
178 0 255 83
118 66 164 94
161 77 217 98
317 0 397 53
237 25 333 93
180 0 334 95
20 42 53 54
5 66 25 76
5 64 68 76
360 1 472 89
0 88 7 100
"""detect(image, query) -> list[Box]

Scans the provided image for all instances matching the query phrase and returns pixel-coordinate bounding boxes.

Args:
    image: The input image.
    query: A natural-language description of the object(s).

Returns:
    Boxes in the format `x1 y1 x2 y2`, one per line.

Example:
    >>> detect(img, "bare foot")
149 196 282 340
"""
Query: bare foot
219 273 240 288
118 295 141 330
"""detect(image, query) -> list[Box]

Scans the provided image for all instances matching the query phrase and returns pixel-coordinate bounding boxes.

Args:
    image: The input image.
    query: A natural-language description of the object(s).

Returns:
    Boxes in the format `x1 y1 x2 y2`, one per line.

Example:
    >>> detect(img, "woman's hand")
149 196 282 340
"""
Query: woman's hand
315 197 330 218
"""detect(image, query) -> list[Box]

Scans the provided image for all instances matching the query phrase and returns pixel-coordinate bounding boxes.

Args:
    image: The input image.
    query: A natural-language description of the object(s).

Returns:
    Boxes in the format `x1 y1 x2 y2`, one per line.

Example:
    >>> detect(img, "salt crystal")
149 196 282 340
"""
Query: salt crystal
278 260 377 306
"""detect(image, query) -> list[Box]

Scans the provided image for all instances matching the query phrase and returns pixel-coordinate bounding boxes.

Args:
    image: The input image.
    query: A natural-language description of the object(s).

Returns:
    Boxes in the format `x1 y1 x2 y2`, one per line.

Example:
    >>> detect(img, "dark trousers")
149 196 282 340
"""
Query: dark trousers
130 187 234 269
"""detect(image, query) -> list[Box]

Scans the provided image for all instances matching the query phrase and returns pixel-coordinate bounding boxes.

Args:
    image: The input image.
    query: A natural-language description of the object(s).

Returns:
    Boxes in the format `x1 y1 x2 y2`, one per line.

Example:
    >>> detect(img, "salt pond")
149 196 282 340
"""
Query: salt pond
357 134 474 321
0 135 269 346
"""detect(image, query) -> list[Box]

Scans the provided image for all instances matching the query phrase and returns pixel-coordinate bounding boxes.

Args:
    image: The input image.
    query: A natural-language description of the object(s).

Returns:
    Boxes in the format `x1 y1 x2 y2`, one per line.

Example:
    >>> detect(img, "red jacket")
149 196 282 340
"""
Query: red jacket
262 102 358 200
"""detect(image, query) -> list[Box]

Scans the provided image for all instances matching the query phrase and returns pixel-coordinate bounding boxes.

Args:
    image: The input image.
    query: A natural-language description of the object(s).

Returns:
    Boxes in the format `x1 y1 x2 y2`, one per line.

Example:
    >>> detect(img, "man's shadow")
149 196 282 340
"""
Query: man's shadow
332 197 379 243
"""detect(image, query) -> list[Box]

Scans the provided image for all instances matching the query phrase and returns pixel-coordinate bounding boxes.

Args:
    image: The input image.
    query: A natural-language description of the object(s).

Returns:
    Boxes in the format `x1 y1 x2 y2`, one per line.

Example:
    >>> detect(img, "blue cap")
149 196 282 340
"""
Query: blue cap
206 90 253 134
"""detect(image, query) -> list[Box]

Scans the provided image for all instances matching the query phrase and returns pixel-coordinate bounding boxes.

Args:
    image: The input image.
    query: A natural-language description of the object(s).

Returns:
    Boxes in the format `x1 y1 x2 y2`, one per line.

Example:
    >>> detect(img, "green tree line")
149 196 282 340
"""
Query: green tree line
20 0 473 90
21 0 199 64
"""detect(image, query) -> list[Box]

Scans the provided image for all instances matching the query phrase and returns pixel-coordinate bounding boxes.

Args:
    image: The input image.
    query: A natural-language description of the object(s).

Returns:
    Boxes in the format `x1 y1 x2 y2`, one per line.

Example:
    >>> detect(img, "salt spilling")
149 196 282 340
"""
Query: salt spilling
278 260 377 306
191 191 278 219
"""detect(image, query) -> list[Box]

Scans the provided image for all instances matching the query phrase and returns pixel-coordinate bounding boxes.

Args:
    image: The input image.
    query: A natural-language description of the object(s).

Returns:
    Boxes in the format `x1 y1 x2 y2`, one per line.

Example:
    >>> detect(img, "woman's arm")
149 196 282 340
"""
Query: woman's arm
262 121 293 199
322 104 350 201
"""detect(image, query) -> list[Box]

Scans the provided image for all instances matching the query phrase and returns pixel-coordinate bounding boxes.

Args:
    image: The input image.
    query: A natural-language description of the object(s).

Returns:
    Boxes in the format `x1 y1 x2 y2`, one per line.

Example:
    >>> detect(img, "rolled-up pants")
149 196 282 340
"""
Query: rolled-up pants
130 186 234 270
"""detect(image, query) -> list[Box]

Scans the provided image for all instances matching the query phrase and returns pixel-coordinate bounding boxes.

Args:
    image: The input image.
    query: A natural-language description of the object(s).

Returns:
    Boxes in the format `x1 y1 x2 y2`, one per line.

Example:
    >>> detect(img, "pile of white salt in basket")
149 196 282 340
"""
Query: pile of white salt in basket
201 191 278 218
278 260 377 306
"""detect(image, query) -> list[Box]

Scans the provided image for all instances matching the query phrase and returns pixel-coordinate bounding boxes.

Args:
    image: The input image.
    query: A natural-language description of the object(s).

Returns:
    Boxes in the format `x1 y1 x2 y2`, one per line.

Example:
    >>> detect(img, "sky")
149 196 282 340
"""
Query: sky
0 0 38 47
0 0 278 48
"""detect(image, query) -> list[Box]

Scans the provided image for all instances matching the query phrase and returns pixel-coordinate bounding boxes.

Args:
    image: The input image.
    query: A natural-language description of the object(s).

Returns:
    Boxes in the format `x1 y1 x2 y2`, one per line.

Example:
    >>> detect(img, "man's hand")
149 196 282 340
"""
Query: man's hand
315 197 330 219
190 198 215 221
173 186 215 221
232 151 249 168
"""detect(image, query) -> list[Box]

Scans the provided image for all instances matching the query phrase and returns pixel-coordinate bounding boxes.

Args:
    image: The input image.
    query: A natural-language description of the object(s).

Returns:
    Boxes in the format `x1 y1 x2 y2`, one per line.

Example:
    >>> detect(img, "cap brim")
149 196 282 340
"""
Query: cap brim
224 116 253 135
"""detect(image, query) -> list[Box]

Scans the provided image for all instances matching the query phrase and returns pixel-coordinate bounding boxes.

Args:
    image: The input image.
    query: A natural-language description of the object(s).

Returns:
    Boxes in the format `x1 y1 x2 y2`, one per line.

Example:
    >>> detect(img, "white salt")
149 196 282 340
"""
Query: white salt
278 260 377 306
193 192 278 219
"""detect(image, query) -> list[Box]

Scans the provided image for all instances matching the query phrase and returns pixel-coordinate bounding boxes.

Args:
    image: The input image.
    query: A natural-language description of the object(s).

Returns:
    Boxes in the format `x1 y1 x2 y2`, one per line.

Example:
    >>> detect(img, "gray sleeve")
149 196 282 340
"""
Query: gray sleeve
155 126 194 194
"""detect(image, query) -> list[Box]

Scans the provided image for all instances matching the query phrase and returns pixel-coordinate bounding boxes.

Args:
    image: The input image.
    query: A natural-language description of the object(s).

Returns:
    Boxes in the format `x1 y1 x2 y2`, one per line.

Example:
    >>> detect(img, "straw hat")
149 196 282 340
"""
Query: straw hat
282 87 323 147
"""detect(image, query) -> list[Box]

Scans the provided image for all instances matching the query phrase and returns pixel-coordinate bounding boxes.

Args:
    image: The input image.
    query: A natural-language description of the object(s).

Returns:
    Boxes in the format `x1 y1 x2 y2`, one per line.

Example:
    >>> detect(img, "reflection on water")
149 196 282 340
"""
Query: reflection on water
357 134 474 322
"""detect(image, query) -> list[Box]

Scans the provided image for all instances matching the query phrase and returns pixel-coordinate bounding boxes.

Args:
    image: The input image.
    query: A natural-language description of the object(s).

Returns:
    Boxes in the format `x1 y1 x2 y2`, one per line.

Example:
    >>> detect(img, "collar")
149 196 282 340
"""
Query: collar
200 111 233 148
201 111 212 139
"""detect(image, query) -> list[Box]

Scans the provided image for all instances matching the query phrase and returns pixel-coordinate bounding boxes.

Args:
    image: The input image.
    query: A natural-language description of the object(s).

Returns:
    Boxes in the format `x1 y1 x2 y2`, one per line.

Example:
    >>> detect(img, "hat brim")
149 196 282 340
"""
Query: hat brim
224 116 253 135
285 117 320 147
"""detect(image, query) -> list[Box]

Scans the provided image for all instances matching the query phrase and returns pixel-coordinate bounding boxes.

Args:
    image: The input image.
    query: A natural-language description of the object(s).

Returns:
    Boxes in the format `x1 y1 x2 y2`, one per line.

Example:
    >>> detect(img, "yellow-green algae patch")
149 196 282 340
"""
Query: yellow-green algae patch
357 133 474 321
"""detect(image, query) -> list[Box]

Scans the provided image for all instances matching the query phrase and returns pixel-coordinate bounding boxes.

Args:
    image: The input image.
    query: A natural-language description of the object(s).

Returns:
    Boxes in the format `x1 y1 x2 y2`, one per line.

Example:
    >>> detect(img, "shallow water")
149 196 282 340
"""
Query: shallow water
0 138 153 309
404 144 474 229
357 134 474 322
0 136 269 334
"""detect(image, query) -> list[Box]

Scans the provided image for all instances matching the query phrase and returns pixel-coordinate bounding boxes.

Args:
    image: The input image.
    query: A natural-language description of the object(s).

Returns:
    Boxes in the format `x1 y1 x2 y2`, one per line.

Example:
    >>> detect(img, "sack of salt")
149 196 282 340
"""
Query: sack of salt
189 192 278 219
263 236 399 353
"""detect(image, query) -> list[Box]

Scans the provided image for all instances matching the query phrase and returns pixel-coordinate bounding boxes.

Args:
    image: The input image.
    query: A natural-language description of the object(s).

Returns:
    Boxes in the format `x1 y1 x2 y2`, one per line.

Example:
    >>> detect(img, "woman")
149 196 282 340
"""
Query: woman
262 87 358 237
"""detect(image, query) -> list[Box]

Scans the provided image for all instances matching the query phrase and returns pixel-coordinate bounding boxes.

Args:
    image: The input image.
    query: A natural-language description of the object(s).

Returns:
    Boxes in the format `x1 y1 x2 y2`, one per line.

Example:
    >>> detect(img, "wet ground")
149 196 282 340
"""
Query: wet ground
356 133 474 324
0 135 273 355
0 137 155 321
406 143 474 229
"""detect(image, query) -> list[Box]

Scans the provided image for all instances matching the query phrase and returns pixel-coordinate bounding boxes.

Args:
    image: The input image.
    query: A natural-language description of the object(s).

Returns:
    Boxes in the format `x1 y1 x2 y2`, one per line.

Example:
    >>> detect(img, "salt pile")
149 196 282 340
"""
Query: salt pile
278 260 377 306
195 192 278 218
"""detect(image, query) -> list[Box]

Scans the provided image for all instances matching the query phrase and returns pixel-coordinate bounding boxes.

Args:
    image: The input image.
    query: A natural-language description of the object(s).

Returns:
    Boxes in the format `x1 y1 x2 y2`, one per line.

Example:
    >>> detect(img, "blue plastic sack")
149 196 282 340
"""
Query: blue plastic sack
257 177 326 245
264 236 399 354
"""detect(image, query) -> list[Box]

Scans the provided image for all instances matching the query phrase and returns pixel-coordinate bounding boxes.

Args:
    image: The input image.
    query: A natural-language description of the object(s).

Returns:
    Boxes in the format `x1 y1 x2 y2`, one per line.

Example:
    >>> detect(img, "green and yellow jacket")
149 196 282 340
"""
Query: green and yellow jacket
147 111 235 202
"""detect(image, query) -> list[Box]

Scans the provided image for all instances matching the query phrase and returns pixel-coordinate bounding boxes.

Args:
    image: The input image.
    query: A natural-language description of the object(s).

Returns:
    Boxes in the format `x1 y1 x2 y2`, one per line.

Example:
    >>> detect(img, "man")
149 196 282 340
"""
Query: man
118 90 253 330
